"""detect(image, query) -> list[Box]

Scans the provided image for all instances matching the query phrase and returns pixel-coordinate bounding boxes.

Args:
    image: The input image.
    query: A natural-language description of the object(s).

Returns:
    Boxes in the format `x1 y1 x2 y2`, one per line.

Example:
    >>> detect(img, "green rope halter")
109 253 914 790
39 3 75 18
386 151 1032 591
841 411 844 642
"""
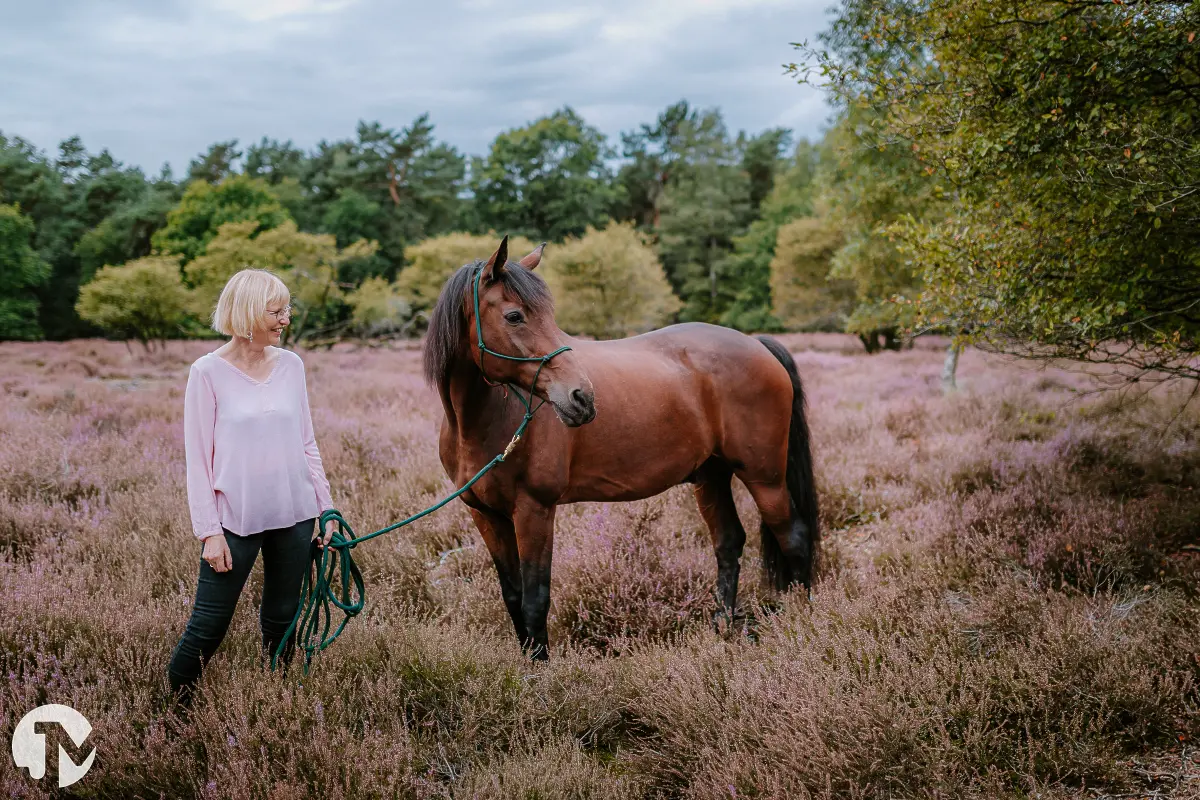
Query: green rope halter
271 263 571 676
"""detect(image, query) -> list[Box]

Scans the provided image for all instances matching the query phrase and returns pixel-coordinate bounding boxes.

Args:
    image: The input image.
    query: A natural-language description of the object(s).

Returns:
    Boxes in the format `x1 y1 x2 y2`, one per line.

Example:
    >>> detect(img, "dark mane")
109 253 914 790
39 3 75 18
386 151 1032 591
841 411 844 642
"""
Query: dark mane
422 260 554 388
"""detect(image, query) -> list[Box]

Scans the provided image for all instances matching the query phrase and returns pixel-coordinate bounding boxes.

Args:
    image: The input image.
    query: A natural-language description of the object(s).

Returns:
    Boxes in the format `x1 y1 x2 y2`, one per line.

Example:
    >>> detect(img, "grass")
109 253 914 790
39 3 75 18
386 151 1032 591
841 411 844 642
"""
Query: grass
0 335 1197 799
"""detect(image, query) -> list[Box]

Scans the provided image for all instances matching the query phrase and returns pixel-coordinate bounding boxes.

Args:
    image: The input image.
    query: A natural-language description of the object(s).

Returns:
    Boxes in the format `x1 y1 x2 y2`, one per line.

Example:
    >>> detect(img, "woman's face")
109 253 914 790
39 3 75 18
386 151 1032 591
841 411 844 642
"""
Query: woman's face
255 299 291 345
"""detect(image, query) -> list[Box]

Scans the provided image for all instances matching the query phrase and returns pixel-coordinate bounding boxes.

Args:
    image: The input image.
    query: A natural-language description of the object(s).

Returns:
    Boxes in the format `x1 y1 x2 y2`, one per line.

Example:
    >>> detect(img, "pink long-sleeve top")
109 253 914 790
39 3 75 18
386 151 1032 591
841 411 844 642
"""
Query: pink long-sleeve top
184 346 334 541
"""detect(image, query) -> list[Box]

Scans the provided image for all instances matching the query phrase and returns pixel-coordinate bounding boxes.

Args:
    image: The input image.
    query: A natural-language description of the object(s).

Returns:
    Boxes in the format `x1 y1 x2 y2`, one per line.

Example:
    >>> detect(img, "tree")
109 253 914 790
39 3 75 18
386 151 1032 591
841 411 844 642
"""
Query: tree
615 102 797 330
541 222 681 338
74 187 175 283
724 139 822 331
75 256 191 349
1 133 166 339
344 276 412 338
770 216 855 331
615 100 709 231
469 108 615 242
657 164 749 323
303 116 467 277
815 110 934 350
244 137 306 185
802 0 1200 379
396 232 537 315
152 175 290 263
187 140 243 184
184 220 377 344
0 204 52 340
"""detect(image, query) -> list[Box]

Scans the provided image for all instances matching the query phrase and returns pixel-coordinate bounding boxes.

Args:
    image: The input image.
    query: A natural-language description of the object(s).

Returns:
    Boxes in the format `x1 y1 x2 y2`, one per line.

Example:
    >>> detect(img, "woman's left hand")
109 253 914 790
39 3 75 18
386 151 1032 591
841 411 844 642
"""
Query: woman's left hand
316 516 335 549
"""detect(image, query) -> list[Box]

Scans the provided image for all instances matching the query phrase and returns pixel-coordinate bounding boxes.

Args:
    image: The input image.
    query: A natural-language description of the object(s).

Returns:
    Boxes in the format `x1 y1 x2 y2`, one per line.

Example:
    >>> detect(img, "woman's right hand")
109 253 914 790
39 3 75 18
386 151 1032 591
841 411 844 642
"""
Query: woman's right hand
202 534 233 572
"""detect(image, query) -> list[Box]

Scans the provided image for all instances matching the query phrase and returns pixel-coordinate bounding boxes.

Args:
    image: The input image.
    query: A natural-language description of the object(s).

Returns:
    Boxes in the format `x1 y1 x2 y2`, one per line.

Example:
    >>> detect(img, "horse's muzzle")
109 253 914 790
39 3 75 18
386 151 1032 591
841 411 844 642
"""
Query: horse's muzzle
553 387 596 427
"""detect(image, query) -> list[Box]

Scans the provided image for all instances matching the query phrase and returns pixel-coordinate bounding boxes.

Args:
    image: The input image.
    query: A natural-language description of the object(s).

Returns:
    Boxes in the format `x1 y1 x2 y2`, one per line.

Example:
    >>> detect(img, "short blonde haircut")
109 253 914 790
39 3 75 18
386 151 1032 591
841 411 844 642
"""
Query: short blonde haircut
211 269 291 338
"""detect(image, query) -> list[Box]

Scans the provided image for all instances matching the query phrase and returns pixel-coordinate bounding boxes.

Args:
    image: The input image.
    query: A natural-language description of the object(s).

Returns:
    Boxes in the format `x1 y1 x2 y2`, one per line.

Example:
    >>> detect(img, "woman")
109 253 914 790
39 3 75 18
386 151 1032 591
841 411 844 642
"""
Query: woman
167 268 336 707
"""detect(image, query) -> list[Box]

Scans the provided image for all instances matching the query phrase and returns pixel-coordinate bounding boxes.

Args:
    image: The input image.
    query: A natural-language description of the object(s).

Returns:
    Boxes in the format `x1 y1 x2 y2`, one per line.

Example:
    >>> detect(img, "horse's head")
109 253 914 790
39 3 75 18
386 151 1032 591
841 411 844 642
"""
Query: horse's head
458 236 596 427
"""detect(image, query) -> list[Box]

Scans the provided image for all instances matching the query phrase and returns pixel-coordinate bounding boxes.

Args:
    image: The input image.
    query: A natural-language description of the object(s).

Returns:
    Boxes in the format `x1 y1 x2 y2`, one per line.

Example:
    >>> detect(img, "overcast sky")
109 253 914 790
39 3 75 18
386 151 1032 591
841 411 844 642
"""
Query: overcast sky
2 0 834 176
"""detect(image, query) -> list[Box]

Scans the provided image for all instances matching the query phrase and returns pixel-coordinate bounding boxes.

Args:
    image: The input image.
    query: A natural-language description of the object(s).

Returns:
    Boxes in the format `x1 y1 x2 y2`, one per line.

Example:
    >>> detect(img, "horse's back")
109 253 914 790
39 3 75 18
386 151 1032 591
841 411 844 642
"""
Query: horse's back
596 322 792 392
561 323 794 498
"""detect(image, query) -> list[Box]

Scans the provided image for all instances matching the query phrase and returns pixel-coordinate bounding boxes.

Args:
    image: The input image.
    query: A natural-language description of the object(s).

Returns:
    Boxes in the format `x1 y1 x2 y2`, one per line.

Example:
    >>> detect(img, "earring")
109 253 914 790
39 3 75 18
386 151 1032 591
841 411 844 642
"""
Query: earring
249 330 254 343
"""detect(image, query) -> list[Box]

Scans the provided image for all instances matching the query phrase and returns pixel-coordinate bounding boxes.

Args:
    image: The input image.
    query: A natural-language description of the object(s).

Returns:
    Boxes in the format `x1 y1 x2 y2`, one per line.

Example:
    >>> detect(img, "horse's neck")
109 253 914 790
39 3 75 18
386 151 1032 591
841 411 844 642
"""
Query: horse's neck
440 356 504 440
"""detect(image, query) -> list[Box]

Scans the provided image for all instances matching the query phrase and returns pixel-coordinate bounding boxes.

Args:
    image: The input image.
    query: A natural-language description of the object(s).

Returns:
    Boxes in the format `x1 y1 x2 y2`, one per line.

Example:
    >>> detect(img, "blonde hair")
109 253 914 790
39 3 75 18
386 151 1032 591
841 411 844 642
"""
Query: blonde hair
211 269 291 338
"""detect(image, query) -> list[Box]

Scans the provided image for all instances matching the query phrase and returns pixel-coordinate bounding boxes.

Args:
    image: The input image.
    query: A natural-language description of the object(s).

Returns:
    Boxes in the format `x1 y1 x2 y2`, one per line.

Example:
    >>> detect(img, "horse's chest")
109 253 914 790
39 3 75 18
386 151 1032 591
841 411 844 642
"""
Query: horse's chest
452 449 516 513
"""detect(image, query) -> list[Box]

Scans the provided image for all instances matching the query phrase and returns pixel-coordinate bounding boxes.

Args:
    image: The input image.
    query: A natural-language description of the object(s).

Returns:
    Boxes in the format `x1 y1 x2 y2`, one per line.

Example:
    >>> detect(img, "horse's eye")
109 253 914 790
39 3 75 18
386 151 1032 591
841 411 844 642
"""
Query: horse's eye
504 311 524 325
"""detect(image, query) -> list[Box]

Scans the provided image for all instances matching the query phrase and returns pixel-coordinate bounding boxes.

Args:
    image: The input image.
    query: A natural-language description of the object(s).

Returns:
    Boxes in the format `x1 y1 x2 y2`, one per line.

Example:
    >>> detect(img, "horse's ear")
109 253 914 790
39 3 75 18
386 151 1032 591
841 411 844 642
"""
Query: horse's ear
482 235 509 283
518 242 547 270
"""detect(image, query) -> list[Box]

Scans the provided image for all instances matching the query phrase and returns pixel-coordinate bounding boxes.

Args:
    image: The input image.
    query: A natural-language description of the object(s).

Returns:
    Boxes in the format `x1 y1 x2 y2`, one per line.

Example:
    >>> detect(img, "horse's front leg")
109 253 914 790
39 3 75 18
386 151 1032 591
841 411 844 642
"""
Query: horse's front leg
467 506 527 645
513 495 556 661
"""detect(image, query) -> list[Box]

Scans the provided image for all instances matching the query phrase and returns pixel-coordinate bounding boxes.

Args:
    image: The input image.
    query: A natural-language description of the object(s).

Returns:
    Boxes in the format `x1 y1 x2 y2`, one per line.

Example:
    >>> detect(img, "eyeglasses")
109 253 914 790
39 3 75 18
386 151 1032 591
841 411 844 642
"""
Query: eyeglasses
266 304 292 320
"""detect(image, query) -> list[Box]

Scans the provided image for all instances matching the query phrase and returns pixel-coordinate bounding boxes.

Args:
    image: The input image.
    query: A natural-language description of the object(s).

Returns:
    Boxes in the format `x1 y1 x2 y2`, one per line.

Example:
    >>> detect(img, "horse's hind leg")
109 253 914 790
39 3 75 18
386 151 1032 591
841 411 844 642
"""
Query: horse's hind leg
468 507 527 644
692 460 747 625
742 478 811 592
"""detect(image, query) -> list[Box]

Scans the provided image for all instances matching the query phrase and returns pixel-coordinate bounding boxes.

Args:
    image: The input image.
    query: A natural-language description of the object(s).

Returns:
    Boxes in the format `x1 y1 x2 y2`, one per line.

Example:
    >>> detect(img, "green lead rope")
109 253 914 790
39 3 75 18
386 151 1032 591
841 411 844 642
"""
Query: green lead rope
272 264 571 676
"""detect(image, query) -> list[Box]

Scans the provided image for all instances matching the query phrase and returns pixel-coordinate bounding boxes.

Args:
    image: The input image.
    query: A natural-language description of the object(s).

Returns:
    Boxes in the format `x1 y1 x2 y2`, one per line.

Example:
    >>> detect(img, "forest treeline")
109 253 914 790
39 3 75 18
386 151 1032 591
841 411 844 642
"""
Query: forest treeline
3 0 1198 381
0 100 915 351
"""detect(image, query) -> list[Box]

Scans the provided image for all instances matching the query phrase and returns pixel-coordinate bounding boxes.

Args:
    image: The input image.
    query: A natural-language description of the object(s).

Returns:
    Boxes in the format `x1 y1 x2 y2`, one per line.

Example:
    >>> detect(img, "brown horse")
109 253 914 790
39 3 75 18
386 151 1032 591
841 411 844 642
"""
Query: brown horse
423 236 819 659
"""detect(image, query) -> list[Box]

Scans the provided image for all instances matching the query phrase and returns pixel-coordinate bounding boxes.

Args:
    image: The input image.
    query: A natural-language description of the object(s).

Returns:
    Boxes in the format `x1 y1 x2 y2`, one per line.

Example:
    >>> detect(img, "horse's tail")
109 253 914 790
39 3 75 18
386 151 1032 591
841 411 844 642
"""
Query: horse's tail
755 335 820 591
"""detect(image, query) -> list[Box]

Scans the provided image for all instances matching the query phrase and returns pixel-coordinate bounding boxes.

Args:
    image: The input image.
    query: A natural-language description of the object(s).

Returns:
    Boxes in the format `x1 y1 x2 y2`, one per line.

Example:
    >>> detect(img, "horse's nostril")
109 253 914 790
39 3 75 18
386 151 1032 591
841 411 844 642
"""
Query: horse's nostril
571 388 587 407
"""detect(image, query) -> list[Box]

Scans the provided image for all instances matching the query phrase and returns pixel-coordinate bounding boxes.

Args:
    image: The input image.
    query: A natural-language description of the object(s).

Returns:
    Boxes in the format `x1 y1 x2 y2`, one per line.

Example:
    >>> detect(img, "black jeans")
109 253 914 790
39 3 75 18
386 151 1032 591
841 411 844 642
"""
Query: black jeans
167 517 315 703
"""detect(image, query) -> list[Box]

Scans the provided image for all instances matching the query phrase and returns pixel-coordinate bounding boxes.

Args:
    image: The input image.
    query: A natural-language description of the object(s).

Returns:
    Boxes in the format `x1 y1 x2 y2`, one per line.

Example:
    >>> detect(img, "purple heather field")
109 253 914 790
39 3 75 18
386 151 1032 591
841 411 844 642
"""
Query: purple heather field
1 335 1198 799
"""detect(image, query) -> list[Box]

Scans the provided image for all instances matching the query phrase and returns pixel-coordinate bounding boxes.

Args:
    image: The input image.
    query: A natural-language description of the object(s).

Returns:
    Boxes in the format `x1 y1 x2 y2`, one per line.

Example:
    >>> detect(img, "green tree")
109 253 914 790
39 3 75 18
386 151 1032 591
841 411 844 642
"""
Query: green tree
184 219 377 344
344 276 412 338
74 186 176 283
813 109 936 349
244 137 306 185
724 139 822 331
802 0 1200 378
770 216 855 331
657 161 749 323
469 108 615 242
75 256 191 349
1 133 165 339
615 100 714 231
396 232 537 315
623 103 790 327
541 222 681 338
152 175 290 263
187 140 243 184
303 116 466 278
0 204 52 340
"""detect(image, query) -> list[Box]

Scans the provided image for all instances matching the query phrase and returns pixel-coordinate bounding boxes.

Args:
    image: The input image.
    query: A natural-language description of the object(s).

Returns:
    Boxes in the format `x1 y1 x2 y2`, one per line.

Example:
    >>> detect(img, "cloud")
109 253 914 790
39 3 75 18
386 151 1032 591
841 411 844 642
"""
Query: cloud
0 0 832 173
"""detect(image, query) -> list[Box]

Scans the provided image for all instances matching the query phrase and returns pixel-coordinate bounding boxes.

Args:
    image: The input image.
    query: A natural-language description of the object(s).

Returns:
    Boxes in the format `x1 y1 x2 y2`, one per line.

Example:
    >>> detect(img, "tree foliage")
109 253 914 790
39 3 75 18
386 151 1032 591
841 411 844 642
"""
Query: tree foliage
469 108 615 242
152 175 290 263
801 0 1200 377
75 256 191 348
345 276 412 338
184 220 377 344
725 140 822 332
396 232 537 315
813 110 934 344
4 99 922 343
541 222 681 339
0 204 52 340
770 216 855 331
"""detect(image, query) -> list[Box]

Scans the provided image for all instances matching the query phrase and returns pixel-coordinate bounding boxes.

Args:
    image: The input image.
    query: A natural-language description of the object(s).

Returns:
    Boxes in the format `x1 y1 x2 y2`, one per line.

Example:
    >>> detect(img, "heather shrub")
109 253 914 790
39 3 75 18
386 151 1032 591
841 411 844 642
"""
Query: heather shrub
552 495 720 650
2 338 1198 798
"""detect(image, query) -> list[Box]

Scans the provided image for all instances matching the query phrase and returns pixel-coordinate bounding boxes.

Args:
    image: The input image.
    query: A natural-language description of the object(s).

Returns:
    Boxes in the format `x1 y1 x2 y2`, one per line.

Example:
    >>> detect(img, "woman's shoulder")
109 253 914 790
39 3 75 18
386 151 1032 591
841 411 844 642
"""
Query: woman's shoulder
275 346 303 368
190 350 217 372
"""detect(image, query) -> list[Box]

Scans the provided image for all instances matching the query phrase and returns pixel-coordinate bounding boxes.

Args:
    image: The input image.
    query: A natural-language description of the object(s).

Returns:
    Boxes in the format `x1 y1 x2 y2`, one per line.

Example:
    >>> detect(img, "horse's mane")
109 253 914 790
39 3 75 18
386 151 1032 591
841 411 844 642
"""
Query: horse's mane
422 260 554 388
